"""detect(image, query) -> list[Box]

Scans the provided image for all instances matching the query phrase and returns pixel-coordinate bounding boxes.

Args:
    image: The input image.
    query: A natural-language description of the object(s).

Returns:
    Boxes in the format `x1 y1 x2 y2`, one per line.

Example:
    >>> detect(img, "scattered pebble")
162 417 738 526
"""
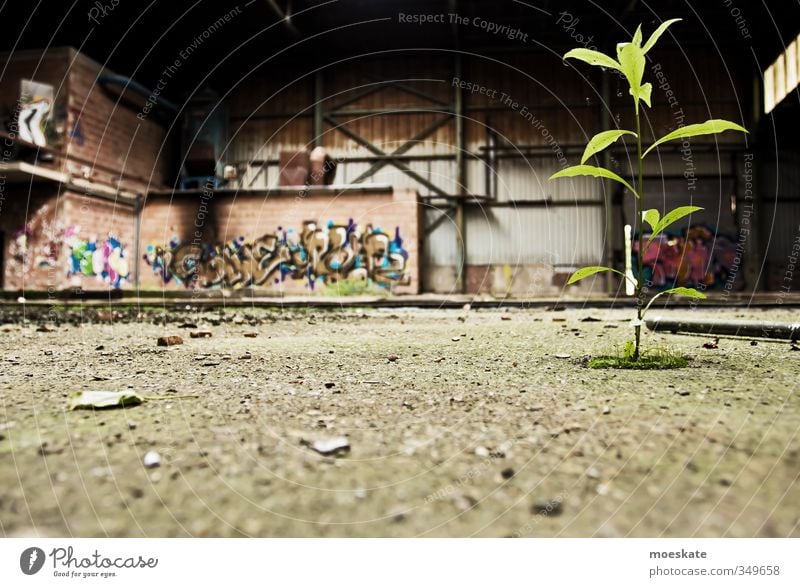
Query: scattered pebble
303 436 350 457
190 331 213 338
157 335 183 347
531 498 563 516
243 332 258 338
554 353 571 359
452 493 477 512
387 353 399 362
501 467 515 480
143 451 161 468
702 338 719 349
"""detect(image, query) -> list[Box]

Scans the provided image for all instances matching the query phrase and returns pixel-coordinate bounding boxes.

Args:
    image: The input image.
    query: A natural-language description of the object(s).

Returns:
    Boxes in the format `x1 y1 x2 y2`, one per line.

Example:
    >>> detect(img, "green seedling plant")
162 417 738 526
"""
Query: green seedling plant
549 19 748 363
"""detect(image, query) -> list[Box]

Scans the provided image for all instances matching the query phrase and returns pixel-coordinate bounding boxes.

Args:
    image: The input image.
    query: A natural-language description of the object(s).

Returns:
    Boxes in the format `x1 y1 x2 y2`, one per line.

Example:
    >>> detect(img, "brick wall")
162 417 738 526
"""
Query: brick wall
64 51 169 190
138 187 421 294
0 48 170 191
0 186 136 291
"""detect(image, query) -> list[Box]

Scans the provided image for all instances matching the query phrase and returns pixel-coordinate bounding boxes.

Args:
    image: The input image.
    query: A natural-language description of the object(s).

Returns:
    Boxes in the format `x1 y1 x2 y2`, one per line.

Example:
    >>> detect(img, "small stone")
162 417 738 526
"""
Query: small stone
474 446 490 457
452 493 477 512
587 467 600 479
190 331 212 338
387 353 399 362
451 337 460 342
750 340 758 346
178 322 198 329
143 451 161 468
324 382 336 389
243 332 258 338
304 436 350 456
36 325 55 332
554 353 571 359
157 335 183 347
127 421 137 430
719 477 732 487
501 467 515 479
95 345 105 351
674 390 690 396
500 314 512 321
602 406 611 415
531 498 563 516
702 337 719 349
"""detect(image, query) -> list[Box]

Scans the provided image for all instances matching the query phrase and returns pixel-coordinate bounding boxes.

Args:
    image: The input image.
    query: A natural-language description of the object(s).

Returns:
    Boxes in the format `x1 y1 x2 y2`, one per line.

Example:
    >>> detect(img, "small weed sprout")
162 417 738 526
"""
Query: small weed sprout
549 19 748 362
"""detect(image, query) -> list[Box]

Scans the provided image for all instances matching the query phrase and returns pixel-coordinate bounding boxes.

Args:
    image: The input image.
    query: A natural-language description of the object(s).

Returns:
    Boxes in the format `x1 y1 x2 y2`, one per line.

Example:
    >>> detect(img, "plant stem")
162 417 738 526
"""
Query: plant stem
634 103 644 360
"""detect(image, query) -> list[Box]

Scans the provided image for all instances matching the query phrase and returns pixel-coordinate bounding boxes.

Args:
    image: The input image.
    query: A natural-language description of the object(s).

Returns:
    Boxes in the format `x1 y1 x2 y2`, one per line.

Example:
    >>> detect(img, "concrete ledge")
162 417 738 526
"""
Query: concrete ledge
1 292 798 309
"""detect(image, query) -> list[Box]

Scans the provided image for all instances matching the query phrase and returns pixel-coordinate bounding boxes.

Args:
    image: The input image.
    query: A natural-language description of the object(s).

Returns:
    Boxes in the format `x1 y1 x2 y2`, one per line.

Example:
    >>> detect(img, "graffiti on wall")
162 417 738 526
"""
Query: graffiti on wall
8 204 61 272
633 224 738 289
9 212 130 288
65 227 130 288
143 220 410 290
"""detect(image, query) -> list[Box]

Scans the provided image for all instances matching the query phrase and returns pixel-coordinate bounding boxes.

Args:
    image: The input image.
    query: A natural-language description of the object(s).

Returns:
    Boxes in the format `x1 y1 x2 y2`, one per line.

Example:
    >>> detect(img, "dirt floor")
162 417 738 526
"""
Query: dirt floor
0 304 798 537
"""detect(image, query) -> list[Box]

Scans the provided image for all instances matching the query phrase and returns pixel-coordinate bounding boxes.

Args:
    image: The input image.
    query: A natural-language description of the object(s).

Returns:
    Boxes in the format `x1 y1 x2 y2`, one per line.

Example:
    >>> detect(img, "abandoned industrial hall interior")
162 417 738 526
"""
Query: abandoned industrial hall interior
0 0 798 566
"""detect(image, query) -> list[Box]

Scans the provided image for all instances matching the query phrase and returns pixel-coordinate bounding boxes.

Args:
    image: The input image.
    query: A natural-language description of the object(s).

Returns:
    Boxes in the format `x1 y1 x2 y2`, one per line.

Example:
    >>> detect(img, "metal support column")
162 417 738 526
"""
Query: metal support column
313 71 324 148
454 53 466 293
600 72 616 293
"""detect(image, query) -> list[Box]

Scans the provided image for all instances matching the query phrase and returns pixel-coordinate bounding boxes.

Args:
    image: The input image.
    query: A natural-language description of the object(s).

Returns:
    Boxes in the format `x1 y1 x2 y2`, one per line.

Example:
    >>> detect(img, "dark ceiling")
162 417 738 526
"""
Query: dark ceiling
1 0 798 101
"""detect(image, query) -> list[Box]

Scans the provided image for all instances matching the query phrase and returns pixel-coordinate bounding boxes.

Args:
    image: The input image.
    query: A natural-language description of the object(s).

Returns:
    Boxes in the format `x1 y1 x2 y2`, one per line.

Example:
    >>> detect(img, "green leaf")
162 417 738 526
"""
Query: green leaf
549 165 638 198
642 18 682 54
567 265 637 288
644 119 749 157
581 130 637 164
622 340 635 360
617 39 646 107
69 390 144 410
642 286 706 318
662 287 707 299
642 209 660 231
567 266 614 285
647 205 703 245
563 48 621 71
638 82 653 108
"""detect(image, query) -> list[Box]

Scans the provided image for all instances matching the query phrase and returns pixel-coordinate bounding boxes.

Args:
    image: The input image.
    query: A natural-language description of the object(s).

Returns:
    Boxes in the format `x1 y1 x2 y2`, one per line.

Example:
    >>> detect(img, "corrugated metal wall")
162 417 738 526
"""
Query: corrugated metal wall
224 48 757 290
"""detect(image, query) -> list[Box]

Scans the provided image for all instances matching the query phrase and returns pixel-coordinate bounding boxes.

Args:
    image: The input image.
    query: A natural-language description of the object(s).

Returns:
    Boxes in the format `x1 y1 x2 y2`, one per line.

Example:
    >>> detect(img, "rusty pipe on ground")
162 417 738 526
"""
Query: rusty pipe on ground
646 316 800 341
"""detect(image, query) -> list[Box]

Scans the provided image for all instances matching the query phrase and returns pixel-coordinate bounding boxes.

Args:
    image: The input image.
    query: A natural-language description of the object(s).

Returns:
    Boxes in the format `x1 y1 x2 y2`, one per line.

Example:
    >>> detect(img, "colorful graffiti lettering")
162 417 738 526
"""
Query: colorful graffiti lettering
9 205 62 271
143 220 411 290
65 227 130 288
633 224 739 289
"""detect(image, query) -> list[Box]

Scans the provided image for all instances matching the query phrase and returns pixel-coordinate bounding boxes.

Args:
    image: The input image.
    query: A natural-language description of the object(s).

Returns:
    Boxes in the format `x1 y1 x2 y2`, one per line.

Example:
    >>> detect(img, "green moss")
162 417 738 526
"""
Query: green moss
588 348 689 369
322 279 389 297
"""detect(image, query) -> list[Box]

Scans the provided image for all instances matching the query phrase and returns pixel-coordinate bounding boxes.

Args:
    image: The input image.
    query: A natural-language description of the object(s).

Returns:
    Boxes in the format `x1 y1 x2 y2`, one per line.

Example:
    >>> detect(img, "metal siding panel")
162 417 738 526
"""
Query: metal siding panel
465 206 604 266
493 158 602 203
423 208 458 266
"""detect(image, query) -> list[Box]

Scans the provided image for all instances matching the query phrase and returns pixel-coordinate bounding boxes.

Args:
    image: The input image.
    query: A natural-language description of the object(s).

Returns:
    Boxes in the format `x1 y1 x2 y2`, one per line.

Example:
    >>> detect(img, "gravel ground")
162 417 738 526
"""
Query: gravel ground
0 305 798 537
